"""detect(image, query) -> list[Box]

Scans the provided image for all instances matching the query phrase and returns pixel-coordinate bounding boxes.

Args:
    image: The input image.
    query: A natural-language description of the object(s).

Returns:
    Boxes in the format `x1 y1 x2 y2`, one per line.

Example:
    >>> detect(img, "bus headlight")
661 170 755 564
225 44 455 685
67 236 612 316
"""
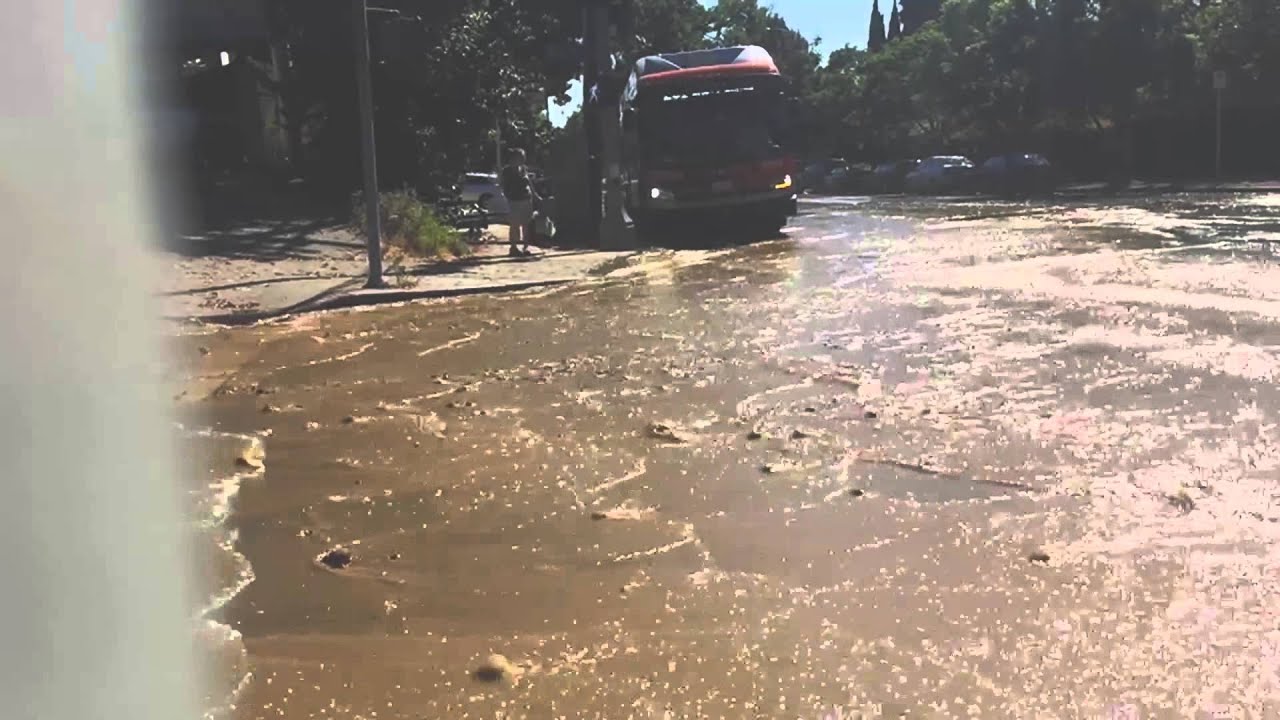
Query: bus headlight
775 174 793 190
650 187 673 201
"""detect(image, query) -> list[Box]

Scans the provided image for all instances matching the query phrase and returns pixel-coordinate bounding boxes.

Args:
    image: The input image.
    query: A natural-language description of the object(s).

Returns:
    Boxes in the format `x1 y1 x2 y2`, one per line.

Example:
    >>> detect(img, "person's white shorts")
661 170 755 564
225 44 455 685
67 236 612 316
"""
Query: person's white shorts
508 199 533 227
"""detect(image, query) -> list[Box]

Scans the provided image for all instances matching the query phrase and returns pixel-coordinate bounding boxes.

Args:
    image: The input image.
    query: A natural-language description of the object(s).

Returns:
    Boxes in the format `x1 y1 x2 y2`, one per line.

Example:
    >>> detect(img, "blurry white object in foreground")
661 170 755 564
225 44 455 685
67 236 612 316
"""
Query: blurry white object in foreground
0 3 199 720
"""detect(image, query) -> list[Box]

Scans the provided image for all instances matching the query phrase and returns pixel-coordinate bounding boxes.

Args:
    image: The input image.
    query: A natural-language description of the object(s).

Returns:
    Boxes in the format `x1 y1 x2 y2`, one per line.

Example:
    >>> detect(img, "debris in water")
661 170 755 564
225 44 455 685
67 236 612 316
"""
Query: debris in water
791 429 810 440
234 438 266 470
1167 490 1195 513
646 422 691 443
317 547 353 570
261 404 281 414
305 421 320 431
746 430 763 441
848 488 865 498
863 409 879 420
198 346 211 356
411 413 447 437
474 654 521 683
590 505 656 521
234 455 262 470
761 462 799 475
1028 551 1051 564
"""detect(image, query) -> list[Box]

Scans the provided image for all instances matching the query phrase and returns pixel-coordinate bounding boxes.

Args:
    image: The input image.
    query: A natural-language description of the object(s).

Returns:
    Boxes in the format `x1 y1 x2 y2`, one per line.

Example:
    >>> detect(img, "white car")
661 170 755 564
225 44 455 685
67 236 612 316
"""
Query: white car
459 173 509 217
904 156 976 194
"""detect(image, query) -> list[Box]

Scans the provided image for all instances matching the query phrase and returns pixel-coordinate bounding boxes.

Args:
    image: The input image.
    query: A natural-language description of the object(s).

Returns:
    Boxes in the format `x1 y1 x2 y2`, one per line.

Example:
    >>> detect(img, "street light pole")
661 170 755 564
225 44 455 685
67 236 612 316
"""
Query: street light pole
1213 70 1227 181
354 0 384 288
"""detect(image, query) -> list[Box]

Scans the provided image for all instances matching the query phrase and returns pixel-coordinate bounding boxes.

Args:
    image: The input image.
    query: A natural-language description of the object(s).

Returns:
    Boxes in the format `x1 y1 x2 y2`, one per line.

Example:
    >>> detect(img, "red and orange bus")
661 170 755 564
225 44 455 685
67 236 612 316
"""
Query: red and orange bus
620 46 799 237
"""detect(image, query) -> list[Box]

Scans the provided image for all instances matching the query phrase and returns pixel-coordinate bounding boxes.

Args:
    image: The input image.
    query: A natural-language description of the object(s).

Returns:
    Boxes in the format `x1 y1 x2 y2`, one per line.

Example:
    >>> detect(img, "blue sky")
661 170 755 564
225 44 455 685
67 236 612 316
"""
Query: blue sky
749 0 874 57
549 0 873 126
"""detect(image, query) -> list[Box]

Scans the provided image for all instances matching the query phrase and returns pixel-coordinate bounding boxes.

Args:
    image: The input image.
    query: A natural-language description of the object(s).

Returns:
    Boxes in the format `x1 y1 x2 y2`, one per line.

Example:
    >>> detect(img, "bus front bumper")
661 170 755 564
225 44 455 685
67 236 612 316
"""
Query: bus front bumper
642 188 797 215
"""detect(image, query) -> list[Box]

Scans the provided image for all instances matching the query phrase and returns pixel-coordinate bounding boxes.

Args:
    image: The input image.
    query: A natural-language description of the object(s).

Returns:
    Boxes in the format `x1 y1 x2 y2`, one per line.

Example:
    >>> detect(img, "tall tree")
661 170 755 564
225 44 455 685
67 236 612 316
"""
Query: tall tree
868 0 887 53
887 1 903 41
264 0 584 194
709 0 822 89
1196 0 1280 87
617 0 713 57
899 0 942 35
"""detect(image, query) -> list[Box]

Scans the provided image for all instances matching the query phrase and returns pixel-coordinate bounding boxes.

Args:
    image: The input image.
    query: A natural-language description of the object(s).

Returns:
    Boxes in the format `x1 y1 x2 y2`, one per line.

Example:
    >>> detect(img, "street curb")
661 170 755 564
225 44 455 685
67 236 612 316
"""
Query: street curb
172 277 574 327
802 184 1280 202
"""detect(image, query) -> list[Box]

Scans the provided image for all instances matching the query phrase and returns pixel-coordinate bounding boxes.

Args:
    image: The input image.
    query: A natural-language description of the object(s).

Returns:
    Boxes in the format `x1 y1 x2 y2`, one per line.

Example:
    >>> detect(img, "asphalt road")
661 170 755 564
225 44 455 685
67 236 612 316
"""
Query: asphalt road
184 192 1280 719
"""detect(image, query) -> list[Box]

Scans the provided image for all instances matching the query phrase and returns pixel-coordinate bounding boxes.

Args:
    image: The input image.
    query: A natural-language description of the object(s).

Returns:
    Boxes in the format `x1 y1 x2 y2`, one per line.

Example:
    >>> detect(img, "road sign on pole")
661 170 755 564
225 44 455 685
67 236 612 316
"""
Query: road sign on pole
1213 71 1226 179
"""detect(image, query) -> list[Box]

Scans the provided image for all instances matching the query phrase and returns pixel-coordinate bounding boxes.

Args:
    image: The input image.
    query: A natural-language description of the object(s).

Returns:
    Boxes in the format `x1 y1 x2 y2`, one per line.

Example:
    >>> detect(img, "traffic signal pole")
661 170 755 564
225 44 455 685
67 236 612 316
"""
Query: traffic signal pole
583 2 604 244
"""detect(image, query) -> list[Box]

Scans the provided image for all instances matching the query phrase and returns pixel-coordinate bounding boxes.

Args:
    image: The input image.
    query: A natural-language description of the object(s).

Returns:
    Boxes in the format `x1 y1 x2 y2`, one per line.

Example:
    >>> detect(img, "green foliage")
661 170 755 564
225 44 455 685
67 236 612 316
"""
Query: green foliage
805 0 1277 177
353 190 470 259
268 0 581 195
900 0 943 35
1195 0 1280 86
254 0 1272 193
620 0 714 56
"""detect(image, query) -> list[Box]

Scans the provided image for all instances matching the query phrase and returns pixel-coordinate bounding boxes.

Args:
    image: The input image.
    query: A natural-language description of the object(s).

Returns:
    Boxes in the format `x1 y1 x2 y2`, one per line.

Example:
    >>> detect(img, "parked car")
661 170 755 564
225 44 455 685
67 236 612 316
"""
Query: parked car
977 153 1056 196
798 158 847 193
459 172 509 217
870 159 920 193
824 163 873 194
904 156 976 194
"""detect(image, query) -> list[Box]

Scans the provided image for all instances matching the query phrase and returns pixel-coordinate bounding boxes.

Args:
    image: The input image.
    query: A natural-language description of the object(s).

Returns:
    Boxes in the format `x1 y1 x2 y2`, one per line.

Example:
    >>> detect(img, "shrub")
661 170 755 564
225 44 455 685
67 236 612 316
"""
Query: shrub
352 189 470 259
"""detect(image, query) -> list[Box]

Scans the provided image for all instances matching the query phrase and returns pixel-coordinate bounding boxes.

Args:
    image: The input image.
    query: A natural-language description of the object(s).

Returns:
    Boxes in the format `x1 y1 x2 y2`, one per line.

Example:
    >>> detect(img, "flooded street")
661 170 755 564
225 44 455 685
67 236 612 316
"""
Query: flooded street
181 193 1280 719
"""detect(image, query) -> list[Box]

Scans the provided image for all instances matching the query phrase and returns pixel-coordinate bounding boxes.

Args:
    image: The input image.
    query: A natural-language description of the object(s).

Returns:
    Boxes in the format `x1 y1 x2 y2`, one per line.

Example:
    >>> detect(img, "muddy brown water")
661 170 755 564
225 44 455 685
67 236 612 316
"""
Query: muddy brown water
179 194 1280 719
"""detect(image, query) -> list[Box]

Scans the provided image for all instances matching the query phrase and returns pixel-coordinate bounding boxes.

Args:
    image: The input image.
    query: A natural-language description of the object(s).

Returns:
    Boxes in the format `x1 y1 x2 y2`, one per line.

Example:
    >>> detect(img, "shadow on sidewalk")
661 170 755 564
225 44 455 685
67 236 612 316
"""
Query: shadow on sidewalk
165 175 359 261
161 272 356 297
168 219 362 261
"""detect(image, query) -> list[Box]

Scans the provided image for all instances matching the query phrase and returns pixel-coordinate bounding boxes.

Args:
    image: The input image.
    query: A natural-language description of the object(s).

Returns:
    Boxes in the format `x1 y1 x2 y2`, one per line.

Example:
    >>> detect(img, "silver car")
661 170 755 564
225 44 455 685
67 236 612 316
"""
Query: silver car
904 156 976 194
459 172 510 217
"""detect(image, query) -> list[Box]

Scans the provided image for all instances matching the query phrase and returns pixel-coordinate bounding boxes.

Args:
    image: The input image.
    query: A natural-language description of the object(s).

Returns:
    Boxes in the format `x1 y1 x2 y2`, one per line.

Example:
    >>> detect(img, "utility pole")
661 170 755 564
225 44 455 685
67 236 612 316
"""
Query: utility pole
354 0 384 288
1213 70 1226 180
596 22 631 248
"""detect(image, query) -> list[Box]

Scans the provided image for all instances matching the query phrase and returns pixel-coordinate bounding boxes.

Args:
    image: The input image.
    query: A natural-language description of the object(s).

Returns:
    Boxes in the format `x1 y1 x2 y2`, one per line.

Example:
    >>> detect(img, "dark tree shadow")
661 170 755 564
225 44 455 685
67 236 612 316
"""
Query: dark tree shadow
163 174 360 262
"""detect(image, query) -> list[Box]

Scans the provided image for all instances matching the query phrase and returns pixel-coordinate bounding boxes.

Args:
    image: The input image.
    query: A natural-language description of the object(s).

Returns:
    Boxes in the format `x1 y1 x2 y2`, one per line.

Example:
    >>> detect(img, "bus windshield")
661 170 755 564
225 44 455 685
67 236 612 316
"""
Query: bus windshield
639 83 785 166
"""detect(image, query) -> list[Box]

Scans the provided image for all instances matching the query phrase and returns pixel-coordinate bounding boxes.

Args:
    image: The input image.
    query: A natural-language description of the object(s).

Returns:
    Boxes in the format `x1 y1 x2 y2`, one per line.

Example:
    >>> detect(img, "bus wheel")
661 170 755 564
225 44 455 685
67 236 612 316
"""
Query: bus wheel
633 214 660 245
769 216 790 236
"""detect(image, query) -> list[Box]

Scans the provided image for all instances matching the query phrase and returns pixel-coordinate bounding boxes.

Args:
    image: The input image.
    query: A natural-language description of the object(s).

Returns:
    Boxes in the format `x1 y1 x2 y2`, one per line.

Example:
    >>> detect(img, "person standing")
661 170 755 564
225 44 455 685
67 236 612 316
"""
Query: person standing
500 148 537 257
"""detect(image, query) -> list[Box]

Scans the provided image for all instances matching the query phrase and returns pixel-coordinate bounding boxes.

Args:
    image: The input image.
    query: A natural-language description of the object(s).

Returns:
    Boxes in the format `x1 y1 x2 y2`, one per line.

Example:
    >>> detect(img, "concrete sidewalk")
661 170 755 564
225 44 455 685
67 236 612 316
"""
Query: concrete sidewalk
158 222 634 326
